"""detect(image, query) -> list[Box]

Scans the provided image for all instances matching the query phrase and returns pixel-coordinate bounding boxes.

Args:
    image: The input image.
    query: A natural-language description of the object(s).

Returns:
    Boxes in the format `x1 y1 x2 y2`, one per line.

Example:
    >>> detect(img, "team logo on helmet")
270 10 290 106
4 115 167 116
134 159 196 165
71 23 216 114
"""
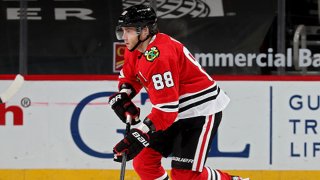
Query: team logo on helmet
144 46 159 62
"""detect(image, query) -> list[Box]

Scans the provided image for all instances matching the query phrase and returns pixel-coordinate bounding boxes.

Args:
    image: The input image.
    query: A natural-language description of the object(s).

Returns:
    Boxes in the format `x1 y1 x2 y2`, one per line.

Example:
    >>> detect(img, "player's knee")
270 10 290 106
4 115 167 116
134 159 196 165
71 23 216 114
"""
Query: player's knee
171 168 200 180
133 157 168 180
132 157 144 174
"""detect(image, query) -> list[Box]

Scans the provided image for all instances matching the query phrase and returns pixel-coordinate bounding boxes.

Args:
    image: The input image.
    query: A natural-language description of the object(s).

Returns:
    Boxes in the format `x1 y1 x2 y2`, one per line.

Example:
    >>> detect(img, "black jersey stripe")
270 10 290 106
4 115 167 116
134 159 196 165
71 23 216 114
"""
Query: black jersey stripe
179 85 217 104
179 87 220 113
213 169 218 180
160 104 179 109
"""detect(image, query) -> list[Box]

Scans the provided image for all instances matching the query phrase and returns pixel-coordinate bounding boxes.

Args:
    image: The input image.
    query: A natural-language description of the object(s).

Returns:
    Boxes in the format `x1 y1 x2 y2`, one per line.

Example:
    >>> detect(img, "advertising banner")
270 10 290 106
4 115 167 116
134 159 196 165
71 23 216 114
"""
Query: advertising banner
0 0 276 75
0 79 319 170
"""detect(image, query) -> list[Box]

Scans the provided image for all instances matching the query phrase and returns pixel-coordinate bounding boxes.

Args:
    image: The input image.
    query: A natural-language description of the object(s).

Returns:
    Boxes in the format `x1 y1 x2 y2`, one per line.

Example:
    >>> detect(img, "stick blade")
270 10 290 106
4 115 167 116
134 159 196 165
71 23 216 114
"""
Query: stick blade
0 74 24 103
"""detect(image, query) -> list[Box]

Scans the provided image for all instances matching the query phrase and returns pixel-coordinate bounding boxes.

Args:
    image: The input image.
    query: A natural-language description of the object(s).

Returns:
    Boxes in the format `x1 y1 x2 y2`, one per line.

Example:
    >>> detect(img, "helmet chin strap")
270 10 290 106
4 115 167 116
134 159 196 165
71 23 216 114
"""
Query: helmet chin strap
128 34 151 52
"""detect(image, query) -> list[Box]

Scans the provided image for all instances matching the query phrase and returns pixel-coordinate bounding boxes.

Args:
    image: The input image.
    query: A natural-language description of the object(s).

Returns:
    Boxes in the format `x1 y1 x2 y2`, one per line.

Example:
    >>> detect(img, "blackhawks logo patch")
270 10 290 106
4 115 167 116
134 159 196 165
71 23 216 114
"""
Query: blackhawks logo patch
144 46 160 62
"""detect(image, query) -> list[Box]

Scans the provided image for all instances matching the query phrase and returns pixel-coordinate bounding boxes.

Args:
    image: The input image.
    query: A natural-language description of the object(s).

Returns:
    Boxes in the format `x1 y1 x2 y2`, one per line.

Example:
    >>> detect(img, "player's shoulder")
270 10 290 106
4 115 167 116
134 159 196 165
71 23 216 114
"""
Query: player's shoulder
156 33 182 45
151 33 183 52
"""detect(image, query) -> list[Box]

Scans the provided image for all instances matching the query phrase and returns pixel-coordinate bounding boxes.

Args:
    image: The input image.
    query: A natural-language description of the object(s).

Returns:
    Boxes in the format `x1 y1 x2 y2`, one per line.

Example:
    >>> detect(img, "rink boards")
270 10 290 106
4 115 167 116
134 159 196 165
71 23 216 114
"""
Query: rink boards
0 76 319 179
0 170 319 180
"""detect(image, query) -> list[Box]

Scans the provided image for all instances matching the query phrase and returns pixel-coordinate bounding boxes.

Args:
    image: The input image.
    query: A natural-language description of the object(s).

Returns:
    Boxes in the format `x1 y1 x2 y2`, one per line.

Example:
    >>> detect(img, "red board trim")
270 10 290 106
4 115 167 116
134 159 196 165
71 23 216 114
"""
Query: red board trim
0 74 320 81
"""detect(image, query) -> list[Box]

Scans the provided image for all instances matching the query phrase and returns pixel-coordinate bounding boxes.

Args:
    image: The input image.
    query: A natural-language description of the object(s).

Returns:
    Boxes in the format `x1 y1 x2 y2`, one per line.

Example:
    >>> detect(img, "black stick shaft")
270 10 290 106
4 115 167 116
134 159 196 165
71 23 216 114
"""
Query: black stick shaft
120 123 130 180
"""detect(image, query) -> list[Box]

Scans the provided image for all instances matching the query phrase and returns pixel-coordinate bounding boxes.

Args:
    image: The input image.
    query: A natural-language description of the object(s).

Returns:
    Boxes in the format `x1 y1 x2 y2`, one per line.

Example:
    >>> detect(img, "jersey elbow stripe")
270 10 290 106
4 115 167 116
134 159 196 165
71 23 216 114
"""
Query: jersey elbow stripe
153 101 179 112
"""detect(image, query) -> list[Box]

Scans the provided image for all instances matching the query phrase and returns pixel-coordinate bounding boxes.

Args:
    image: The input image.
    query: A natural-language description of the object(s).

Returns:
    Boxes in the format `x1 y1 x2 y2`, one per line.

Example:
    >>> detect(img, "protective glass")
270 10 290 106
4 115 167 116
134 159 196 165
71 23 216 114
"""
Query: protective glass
115 26 124 40
115 26 142 41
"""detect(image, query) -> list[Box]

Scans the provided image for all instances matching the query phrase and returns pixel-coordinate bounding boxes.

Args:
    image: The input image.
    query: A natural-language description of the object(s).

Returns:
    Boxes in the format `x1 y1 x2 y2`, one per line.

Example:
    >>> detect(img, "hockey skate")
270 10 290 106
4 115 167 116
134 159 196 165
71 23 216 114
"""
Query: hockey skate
231 176 250 180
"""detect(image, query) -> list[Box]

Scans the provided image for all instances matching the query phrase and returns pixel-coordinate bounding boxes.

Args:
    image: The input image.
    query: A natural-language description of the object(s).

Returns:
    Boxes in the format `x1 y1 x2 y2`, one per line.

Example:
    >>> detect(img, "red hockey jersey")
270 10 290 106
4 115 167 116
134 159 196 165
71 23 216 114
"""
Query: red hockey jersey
119 33 230 131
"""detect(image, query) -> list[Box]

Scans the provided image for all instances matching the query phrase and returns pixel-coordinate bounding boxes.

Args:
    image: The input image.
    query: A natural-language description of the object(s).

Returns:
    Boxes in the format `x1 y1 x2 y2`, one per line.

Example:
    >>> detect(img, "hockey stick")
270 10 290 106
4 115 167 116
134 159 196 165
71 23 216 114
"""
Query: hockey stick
120 115 132 180
0 74 24 104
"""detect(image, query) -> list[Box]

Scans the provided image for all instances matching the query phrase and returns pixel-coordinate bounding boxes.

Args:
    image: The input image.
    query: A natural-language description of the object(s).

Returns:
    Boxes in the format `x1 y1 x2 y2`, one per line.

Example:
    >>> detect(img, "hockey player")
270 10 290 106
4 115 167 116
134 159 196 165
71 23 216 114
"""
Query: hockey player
109 4 249 180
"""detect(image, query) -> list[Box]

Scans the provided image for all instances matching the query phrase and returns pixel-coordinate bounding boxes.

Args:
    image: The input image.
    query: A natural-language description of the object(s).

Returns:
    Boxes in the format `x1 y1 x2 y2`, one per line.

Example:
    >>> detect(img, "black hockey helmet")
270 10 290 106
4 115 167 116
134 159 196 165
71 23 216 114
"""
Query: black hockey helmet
116 4 158 40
